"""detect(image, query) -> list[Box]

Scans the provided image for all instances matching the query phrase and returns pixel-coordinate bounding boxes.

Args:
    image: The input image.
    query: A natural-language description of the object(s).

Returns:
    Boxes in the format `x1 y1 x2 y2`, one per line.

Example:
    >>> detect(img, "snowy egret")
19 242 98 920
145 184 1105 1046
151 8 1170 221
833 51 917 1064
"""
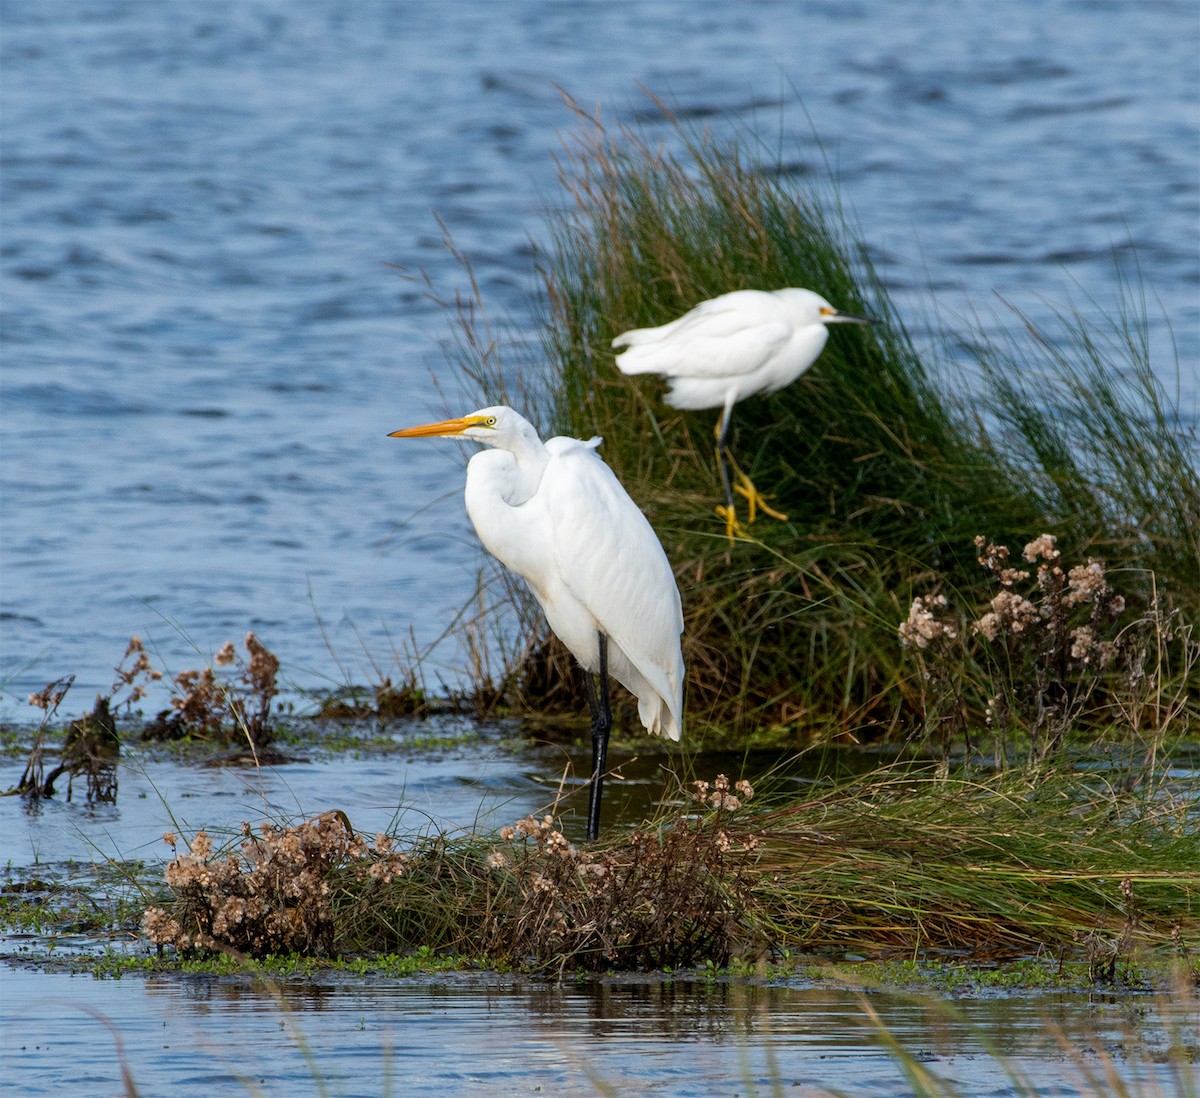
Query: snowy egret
613 288 872 537
389 406 684 841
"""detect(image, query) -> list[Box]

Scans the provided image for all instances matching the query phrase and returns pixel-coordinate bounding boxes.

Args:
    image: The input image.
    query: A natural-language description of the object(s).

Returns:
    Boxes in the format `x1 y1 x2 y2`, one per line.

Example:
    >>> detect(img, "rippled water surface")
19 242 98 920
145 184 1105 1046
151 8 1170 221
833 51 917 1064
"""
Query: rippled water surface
2 0 1197 712
2 3 1198 1093
5 966 1197 1097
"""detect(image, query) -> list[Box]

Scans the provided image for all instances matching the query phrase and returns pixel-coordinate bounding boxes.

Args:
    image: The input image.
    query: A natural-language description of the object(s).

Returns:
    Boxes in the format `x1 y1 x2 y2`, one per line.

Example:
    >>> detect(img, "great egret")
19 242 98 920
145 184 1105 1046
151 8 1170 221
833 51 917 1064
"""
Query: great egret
388 406 684 841
613 288 872 537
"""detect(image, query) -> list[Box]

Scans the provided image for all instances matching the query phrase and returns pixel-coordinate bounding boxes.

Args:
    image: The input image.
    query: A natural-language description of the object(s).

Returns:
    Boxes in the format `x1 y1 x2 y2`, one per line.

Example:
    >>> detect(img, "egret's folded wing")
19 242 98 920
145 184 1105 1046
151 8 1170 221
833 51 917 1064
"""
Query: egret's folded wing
540 441 684 730
615 292 793 380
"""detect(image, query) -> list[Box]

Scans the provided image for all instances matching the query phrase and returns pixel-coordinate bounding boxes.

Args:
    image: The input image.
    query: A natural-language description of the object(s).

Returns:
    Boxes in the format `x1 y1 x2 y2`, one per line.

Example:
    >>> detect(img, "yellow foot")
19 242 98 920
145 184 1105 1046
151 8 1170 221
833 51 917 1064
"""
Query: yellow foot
733 473 788 524
714 504 746 541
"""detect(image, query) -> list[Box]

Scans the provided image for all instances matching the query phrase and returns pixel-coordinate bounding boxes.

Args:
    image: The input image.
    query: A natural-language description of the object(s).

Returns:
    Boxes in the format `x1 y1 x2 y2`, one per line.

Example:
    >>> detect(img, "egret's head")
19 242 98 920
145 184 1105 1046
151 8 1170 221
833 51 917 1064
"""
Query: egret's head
388 405 535 447
777 288 874 327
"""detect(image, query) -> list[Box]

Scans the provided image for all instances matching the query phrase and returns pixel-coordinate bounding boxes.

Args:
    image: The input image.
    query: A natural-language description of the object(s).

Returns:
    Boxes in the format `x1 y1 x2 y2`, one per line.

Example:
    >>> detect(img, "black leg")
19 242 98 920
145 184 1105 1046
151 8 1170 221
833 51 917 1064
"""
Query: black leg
714 406 735 513
584 632 611 842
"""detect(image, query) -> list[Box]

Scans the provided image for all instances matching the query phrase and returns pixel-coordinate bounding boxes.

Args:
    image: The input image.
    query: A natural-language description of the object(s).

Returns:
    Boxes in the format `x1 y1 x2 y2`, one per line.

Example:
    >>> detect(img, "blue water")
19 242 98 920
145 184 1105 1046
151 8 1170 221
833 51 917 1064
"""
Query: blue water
2 5 1199 1091
4 966 1195 1097
2 0 1197 718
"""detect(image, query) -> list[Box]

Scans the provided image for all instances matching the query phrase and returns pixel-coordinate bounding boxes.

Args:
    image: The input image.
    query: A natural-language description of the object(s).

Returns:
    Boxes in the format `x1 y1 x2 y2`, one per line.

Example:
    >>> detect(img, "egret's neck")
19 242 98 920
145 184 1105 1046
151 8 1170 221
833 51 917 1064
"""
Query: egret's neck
474 429 549 507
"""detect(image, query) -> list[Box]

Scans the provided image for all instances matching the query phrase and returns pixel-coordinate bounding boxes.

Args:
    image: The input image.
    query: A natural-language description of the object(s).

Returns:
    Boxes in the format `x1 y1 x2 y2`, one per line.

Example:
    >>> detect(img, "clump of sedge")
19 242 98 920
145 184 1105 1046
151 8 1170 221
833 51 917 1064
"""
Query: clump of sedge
477 774 759 970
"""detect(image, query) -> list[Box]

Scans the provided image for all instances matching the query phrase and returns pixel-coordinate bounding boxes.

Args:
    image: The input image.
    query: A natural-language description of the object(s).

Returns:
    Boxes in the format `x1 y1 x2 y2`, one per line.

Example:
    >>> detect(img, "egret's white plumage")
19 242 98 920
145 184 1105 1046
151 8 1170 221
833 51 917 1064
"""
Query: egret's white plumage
389 406 684 838
614 288 871 534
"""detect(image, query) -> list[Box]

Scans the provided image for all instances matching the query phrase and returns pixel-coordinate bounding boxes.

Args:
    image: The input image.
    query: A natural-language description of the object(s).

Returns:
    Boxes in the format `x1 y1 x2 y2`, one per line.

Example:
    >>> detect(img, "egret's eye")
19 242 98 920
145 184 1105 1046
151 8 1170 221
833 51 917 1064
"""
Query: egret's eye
485 416 497 427
819 306 835 317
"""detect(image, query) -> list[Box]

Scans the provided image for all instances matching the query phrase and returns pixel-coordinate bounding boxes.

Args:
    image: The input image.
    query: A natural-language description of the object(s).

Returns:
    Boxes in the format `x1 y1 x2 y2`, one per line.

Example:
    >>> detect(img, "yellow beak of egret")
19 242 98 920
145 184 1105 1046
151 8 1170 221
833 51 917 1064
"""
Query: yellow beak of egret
388 416 484 439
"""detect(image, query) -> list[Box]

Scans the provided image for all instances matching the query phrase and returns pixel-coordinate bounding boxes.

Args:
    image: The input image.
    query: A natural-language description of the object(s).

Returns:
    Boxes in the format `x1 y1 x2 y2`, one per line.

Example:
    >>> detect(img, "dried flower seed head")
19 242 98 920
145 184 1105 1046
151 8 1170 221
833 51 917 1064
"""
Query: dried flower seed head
974 590 1041 638
215 641 237 666
1036 565 1065 595
244 632 280 695
1070 625 1097 661
975 537 1011 573
142 906 185 946
899 594 959 649
1023 534 1060 563
189 831 213 859
975 613 1000 641
1063 559 1109 607
486 851 508 869
27 676 75 712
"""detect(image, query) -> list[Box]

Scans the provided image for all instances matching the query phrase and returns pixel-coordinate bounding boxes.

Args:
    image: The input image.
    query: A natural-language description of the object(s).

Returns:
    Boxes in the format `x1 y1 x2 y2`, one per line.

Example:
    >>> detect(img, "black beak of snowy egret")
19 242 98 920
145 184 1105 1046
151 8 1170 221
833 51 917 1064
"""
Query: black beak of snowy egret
388 415 490 439
820 306 874 326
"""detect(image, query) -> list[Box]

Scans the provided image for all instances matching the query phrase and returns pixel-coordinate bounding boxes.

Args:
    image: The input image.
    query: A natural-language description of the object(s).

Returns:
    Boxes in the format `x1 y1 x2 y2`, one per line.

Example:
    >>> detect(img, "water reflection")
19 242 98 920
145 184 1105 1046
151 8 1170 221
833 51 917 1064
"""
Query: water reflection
6 967 1195 1096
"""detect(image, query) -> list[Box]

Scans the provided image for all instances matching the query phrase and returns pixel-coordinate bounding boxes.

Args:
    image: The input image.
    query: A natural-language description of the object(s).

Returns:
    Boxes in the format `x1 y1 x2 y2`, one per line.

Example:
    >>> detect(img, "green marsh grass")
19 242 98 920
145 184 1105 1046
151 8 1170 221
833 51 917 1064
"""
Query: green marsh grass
446 96 1199 747
140 763 1198 972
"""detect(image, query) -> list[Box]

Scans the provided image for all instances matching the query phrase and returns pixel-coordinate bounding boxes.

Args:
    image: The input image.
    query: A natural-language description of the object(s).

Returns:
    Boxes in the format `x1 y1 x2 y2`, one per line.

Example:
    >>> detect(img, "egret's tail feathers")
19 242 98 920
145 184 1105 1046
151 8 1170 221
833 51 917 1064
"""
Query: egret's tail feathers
612 343 673 377
637 691 683 743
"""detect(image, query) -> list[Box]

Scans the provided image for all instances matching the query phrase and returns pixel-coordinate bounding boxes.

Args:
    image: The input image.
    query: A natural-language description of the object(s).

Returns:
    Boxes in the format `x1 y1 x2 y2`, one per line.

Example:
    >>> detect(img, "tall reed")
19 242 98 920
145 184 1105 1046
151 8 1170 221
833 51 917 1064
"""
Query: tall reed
449 96 1199 745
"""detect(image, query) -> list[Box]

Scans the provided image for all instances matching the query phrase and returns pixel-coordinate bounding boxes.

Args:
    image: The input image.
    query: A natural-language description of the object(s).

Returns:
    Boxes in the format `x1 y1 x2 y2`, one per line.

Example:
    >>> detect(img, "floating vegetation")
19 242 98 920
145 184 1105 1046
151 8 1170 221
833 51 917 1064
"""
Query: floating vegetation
7 633 292 802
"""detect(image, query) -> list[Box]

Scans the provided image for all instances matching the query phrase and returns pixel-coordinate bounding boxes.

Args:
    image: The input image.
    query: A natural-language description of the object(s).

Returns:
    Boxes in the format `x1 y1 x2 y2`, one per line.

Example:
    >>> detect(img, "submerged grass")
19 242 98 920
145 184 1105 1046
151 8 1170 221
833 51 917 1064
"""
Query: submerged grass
446 94 1199 746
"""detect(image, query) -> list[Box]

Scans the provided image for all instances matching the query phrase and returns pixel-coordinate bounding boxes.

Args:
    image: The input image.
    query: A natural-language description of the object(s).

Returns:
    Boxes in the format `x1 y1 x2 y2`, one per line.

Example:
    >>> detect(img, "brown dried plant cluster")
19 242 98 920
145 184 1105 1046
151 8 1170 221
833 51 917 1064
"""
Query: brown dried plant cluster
142 776 761 969
900 534 1192 760
143 810 410 957
14 637 162 803
480 775 759 970
13 634 285 804
147 632 280 748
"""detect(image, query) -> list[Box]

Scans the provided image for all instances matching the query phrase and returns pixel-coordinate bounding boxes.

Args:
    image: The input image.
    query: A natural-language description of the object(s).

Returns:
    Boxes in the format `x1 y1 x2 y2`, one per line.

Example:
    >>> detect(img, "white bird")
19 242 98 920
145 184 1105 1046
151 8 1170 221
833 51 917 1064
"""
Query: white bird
613 288 872 537
389 406 684 841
